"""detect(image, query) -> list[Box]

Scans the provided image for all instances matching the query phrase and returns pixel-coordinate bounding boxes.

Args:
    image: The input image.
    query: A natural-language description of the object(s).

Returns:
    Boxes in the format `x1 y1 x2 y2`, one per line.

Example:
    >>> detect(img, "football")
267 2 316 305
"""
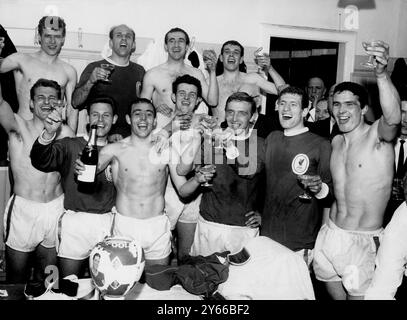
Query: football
89 236 145 299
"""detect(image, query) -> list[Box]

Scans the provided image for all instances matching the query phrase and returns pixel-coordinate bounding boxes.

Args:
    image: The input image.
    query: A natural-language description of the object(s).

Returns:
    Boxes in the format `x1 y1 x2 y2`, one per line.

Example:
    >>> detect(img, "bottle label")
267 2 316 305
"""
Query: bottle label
78 165 97 183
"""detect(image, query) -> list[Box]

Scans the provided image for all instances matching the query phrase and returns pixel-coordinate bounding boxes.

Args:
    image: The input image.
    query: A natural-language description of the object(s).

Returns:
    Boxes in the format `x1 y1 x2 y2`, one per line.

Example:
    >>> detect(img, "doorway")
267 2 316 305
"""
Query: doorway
266 37 339 114
269 37 339 90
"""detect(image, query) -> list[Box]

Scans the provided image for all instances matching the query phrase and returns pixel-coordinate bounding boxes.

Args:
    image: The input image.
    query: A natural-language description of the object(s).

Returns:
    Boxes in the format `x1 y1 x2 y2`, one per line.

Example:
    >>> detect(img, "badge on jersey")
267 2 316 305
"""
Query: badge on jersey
291 153 309 175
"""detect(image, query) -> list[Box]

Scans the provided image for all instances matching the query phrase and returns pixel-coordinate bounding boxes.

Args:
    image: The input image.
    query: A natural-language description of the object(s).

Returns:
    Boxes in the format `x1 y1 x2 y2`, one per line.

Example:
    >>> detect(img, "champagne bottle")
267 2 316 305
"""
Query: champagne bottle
77 124 98 193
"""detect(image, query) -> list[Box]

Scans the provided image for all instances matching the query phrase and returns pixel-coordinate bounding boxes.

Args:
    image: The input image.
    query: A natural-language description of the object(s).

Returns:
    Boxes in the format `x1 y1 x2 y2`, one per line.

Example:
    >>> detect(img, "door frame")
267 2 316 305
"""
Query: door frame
260 23 357 83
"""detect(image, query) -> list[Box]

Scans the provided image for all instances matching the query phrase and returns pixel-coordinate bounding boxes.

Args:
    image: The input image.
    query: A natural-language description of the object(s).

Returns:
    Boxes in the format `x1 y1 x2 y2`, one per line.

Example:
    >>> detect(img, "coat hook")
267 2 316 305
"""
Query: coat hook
78 28 83 48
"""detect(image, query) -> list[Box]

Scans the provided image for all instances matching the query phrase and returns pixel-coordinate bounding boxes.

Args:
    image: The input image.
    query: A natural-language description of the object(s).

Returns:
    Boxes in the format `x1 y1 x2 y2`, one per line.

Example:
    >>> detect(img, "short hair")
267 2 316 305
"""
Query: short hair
93 253 101 260
37 16 66 37
220 40 245 57
87 96 118 116
109 24 135 41
30 78 62 100
164 27 190 45
172 74 202 98
333 82 368 109
127 98 156 118
225 92 256 115
279 86 309 110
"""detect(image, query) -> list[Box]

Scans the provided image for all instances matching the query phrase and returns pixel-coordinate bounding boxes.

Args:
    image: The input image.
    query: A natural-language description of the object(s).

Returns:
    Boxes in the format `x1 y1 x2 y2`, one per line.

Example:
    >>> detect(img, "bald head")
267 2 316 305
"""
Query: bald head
109 24 135 40
307 77 326 102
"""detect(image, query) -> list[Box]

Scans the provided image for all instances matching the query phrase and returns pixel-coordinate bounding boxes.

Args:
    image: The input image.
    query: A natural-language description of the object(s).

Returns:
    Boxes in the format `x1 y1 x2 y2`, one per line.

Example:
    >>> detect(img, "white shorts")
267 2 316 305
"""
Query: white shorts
190 214 259 257
3 194 64 252
164 179 185 230
178 193 202 224
57 210 113 260
313 219 383 297
112 207 172 261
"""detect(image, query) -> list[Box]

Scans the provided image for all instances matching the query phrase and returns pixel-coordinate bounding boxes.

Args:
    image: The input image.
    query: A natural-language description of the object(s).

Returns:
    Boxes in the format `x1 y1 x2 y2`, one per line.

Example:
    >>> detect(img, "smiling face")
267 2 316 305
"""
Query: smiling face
126 102 156 138
30 86 59 120
92 254 100 273
109 25 135 58
225 100 252 135
173 83 202 114
88 102 117 138
332 90 366 133
39 28 65 56
220 44 243 72
165 31 188 61
277 93 307 131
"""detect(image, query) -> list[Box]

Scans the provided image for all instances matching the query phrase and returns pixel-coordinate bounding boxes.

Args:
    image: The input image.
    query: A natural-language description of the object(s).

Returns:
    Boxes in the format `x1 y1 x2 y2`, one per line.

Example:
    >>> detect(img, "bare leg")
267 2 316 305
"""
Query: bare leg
325 281 347 300
5 245 32 283
58 257 86 278
33 245 57 284
176 222 196 261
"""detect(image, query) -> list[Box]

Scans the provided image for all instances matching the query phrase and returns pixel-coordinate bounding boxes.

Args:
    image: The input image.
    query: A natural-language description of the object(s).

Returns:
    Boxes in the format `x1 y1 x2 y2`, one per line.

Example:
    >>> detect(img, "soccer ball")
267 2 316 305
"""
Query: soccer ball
89 236 145 299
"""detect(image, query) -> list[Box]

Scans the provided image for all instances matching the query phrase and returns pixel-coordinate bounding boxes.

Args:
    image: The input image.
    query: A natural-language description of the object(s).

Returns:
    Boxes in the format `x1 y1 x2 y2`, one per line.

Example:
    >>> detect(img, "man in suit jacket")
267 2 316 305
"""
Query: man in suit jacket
307 84 340 141
383 92 407 227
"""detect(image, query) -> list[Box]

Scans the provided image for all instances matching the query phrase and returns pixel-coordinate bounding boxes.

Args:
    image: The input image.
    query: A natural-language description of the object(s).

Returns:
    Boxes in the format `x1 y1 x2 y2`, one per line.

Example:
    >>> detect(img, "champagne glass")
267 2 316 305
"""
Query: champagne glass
202 49 216 64
361 40 380 69
212 127 233 149
100 63 115 82
201 115 217 136
254 47 264 73
198 164 216 187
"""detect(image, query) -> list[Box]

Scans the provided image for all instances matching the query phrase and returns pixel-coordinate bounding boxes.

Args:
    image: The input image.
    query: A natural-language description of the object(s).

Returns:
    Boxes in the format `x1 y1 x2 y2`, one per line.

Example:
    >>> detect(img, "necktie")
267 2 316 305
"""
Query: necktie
396 139 405 178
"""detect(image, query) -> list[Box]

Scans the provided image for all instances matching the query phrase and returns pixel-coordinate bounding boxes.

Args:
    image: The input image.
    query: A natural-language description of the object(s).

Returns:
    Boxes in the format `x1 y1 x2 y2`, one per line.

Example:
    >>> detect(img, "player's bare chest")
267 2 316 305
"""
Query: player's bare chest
21 62 68 87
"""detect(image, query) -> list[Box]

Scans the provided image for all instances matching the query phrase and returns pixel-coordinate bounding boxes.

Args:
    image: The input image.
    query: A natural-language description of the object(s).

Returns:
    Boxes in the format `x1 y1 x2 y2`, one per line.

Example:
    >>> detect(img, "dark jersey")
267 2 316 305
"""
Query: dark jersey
76 59 145 137
31 136 116 213
261 130 332 251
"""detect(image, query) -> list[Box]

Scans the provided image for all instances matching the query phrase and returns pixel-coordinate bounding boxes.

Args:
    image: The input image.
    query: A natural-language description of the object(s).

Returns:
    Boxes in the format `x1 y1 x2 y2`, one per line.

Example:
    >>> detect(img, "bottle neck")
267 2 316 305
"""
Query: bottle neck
87 126 97 148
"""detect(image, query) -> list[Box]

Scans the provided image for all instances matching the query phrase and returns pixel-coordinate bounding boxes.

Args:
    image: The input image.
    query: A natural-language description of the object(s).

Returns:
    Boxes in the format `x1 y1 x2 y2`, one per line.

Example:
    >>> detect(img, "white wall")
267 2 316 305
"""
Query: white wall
0 0 404 57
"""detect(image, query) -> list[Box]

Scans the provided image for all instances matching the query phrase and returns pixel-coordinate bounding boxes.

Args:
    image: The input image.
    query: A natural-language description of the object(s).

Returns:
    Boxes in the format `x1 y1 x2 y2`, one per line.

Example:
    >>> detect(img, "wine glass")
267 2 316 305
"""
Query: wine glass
100 63 115 82
361 40 380 69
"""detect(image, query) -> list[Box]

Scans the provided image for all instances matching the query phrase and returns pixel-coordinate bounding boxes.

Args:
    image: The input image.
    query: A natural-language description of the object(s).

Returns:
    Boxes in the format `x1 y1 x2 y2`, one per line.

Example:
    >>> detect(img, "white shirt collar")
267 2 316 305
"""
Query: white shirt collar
284 127 309 137
105 57 129 67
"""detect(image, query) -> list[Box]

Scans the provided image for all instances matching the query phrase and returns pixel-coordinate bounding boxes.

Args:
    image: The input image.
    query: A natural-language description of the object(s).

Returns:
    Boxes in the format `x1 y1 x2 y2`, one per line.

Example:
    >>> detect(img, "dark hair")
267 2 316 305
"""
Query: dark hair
30 78 62 100
37 16 66 37
172 74 202 98
225 92 256 115
127 98 156 118
220 40 244 56
164 27 190 45
93 253 100 260
87 96 118 116
333 82 368 109
109 24 135 41
216 40 247 76
279 86 309 109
